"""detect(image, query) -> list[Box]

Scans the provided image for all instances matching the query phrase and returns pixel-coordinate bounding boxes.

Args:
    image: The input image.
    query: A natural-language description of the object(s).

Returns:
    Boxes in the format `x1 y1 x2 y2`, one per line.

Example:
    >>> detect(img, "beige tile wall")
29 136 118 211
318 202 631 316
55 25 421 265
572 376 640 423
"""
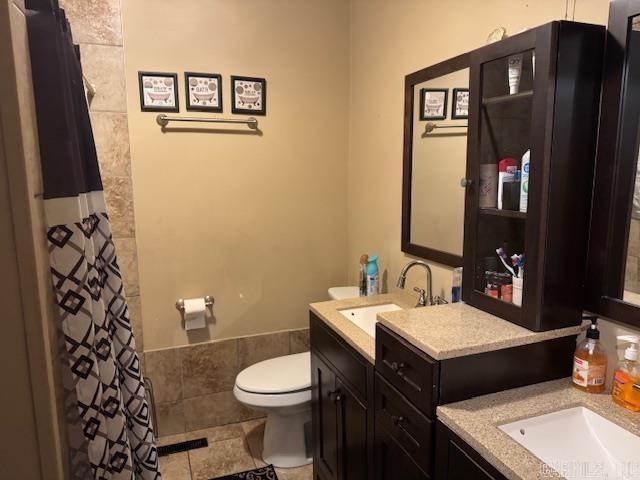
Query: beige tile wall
146 328 309 437
59 0 144 351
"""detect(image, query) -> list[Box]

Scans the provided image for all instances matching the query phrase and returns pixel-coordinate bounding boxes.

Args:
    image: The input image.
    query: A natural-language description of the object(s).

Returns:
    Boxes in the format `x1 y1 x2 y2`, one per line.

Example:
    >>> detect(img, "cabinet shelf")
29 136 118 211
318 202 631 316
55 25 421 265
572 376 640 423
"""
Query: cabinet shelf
479 208 526 219
482 90 533 106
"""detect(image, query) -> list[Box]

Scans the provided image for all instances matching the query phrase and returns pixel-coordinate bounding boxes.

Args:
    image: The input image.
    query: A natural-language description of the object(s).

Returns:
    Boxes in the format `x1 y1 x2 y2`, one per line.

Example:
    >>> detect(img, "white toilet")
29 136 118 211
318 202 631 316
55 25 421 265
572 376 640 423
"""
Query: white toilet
233 288 358 467
233 352 312 468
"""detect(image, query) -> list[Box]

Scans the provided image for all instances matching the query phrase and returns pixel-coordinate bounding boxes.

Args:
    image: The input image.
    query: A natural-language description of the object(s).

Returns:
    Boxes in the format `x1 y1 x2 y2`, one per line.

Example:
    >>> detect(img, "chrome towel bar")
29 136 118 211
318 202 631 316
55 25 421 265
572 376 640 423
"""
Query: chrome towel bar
424 122 468 133
156 114 258 130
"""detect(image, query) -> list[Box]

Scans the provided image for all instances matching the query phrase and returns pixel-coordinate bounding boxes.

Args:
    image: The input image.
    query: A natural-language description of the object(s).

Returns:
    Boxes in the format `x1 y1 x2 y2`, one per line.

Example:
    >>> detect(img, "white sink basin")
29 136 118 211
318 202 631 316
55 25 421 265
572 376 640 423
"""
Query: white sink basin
338 303 402 338
500 406 640 479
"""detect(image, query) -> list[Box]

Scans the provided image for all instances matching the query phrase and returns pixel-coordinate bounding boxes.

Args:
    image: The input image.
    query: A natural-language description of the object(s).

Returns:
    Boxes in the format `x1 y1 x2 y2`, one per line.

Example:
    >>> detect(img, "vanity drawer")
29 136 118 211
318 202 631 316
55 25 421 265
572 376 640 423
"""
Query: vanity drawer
375 324 438 417
375 372 433 474
310 312 369 402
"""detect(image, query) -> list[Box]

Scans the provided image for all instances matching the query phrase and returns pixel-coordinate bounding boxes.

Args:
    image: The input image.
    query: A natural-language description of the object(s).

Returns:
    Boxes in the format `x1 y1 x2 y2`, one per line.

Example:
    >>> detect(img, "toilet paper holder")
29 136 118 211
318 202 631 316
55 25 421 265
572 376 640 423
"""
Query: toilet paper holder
175 295 215 313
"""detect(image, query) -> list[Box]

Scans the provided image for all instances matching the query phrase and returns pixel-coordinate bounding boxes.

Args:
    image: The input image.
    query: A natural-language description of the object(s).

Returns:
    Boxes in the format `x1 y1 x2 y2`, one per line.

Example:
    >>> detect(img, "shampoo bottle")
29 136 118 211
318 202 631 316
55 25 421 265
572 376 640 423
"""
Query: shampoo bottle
519 149 530 213
366 255 379 296
572 318 607 393
612 335 640 412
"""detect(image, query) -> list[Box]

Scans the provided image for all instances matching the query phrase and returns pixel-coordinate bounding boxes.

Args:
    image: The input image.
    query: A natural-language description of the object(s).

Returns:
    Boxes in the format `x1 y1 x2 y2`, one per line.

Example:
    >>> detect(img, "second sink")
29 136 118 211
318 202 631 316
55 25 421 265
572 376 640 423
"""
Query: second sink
338 303 402 338
499 406 640 479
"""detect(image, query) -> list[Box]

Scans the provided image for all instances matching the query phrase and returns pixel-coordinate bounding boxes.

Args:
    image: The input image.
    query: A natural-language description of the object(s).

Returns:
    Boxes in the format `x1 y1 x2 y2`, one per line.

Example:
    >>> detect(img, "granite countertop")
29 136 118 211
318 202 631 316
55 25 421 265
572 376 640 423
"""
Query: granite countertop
437 378 640 480
377 302 583 360
309 292 417 363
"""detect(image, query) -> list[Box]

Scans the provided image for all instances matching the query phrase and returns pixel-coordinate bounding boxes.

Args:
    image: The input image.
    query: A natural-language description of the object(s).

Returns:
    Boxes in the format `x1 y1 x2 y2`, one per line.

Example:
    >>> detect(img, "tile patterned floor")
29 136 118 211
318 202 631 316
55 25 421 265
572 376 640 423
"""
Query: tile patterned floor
158 418 313 480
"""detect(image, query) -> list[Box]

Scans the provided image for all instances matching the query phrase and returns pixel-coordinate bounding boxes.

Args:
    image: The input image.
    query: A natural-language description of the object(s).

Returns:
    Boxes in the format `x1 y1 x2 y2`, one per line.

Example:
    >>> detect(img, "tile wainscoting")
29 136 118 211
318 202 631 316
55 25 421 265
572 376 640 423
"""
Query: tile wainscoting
146 328 310 437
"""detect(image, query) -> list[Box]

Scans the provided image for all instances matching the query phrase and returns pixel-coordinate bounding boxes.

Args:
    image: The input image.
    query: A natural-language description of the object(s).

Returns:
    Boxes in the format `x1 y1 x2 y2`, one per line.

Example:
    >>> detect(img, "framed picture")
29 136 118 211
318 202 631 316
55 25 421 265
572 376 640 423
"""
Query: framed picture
420 88 448 120
452 88 469 119
185 72 222 112
138 72 179 112
231 76 266 115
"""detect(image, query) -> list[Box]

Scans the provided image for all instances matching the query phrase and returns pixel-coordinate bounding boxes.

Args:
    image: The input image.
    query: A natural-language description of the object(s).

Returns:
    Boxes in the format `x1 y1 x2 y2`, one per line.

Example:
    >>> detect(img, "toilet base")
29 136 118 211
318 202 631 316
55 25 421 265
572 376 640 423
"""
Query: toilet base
262 408 312 468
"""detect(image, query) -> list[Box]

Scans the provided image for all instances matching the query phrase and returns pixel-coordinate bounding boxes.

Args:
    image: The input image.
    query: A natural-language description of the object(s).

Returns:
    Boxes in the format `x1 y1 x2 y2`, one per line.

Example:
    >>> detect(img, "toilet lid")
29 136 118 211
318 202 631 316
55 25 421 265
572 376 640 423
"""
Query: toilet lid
236 351 311 394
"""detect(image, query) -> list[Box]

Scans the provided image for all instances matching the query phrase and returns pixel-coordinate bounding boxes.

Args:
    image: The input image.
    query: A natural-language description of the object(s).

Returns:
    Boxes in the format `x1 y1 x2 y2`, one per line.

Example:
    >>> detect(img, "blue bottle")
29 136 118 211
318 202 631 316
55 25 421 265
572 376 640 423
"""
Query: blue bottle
366 255 379 296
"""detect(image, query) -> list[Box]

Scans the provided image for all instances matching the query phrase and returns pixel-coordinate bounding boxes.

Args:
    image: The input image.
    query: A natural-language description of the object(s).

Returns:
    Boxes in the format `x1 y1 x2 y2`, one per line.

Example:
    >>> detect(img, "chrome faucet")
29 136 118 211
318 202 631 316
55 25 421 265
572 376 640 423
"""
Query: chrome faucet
397 260 434 307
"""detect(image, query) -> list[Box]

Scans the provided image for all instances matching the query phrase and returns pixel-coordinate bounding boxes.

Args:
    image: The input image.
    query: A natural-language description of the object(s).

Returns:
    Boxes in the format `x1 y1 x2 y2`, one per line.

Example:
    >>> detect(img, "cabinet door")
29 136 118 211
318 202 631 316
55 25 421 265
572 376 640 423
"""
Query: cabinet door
311 353 339 480
336 377 368 480
374 420 429 480
435 421 507 480
463 31 538 327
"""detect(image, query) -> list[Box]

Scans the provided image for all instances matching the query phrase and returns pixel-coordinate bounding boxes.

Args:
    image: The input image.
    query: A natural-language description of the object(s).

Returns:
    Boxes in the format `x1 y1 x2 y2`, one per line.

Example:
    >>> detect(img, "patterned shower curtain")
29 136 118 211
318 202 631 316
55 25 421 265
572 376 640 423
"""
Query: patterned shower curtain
25 1 161 479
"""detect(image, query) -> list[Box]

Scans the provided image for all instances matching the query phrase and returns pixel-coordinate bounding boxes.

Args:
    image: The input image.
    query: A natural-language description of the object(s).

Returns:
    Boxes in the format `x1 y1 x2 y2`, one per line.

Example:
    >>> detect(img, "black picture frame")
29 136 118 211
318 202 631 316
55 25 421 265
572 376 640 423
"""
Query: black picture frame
138 71 179 112
231 76 266 115
185 72 223 112
419 88 448 120
451 88 469 119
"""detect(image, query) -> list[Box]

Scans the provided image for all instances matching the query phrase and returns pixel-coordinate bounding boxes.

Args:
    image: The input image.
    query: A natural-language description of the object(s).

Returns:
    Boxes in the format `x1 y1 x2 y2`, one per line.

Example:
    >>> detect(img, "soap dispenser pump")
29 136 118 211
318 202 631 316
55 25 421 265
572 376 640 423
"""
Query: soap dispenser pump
612 335 640 412
572 317 607 393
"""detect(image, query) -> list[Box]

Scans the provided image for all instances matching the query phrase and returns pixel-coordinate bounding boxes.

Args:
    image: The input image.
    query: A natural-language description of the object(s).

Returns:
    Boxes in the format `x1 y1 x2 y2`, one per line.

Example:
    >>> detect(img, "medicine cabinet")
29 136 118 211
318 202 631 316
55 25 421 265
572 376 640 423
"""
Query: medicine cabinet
461 21 605 331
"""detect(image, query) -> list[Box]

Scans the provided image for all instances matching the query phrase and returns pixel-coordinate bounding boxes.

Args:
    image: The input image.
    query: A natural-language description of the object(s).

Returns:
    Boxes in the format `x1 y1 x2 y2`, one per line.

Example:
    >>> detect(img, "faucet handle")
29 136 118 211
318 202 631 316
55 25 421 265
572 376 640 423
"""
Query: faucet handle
413 287 427 307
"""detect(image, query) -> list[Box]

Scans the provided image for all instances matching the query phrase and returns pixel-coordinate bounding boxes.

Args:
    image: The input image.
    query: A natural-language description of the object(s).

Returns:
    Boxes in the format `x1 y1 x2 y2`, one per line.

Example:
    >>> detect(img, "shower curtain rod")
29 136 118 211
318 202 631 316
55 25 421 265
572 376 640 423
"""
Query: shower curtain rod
156 114 259 130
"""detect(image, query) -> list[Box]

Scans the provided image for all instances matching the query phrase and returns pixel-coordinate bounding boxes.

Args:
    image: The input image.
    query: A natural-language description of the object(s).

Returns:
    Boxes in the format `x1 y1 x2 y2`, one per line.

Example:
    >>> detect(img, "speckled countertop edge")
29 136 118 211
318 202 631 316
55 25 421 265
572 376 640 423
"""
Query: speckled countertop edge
437 378 640 480
309 292 417 364
377 302 583 360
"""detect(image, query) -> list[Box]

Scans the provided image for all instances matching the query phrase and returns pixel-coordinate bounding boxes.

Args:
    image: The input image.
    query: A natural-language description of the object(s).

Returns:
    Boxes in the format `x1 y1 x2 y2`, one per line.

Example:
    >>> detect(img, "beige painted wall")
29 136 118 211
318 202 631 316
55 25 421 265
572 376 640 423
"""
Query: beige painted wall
123 0 350 350
411 69 469 256
347 0 610 297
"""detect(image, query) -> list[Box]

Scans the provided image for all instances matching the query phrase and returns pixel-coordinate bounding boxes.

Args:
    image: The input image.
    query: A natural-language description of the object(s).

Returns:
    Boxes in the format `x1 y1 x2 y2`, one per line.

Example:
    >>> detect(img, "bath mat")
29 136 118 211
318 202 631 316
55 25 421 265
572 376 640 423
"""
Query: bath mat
158 437 208 457
211 465 278 480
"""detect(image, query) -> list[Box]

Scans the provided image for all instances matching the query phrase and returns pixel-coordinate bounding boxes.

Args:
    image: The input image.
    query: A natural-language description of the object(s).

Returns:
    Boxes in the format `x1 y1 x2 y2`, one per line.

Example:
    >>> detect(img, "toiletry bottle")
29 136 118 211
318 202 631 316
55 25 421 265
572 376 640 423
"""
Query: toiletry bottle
519 150 530 213
366 255 379 296
497 157 518 210
508 53 523 95
359 254 368 297
572 318 607 393
452 267 462 303
611 335 640 412
479 163 498 208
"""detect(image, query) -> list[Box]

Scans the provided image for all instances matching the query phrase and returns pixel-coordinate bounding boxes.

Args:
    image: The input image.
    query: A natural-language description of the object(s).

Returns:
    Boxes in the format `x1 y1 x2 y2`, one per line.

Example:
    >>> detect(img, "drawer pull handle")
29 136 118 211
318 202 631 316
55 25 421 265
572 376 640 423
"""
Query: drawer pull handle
382 359 405 372
391 415 420 447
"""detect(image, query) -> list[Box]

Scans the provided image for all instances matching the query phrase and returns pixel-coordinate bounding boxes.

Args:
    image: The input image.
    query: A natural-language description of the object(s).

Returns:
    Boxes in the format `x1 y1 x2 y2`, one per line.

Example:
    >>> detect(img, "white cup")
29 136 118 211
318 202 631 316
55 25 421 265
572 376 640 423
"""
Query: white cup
512 276 523 307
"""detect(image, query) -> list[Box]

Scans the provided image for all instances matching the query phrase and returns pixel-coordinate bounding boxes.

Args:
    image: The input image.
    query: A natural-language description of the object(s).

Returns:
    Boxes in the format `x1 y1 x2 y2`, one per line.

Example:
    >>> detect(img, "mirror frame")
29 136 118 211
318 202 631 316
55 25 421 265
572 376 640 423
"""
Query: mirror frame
586 0 640 328
401 53 469 267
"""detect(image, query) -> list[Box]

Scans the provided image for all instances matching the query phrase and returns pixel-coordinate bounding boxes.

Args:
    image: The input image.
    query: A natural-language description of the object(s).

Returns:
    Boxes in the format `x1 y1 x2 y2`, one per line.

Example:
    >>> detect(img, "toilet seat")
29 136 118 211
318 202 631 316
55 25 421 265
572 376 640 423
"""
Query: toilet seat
233 385 311 409
234 352 311 408
235 351 310 394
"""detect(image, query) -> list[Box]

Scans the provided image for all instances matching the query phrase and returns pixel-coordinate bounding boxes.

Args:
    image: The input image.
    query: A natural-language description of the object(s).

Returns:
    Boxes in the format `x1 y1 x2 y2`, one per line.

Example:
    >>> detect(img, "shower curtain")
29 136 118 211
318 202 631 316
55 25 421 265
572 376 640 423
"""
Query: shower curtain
25 1 161 479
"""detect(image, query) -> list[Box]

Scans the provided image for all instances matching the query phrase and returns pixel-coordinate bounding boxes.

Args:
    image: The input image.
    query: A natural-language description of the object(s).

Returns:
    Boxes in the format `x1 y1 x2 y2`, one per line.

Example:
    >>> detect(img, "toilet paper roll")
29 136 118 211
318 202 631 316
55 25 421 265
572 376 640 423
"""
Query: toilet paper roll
183 298 207 331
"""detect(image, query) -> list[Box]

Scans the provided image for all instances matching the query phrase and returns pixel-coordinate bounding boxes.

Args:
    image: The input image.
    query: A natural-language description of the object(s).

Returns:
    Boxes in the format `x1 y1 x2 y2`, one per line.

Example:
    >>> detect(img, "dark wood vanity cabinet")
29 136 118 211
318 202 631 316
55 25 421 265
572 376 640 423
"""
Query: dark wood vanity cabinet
462 21 605 331
310 313 374 480
373 324 576 480
310 314 577 480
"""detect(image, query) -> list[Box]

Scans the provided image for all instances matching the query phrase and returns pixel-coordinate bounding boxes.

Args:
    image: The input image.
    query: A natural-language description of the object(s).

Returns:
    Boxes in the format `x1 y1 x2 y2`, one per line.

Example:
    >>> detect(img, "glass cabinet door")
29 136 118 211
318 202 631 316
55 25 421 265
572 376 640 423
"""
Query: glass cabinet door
472 49 535 307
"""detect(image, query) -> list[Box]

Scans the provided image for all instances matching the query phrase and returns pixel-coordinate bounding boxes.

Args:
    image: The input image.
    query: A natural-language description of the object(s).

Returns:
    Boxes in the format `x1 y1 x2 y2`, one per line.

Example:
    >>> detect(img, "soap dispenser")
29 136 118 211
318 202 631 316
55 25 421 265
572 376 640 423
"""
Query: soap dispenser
572 317 607 393
612 335 640 412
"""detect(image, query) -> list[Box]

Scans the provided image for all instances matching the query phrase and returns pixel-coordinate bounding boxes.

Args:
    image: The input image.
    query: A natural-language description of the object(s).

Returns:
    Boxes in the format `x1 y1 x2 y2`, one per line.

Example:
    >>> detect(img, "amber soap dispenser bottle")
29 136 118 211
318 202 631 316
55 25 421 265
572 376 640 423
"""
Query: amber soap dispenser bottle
572 317 607 393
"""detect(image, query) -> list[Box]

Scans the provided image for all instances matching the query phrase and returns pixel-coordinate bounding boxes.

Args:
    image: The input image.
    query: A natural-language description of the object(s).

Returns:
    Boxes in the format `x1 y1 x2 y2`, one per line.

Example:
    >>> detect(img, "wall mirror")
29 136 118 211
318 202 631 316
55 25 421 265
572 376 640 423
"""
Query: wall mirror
402 53 469 267
587 0 640 328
